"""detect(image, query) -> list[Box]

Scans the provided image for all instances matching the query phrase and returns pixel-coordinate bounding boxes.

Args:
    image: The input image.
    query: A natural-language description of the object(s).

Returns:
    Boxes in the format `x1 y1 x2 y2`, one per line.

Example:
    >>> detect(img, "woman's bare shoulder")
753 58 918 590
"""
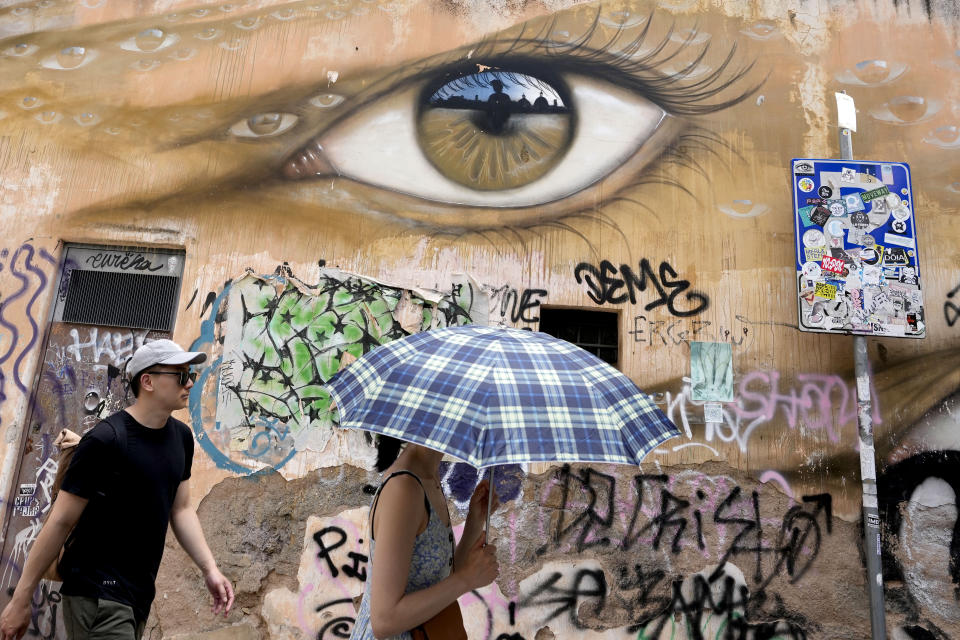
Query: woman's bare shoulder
377 470 426 506
374 470 429 538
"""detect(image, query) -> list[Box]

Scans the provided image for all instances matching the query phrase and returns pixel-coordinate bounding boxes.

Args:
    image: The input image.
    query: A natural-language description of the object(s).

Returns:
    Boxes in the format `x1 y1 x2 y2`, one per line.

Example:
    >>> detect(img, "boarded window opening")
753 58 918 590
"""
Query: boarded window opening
539 307 619 365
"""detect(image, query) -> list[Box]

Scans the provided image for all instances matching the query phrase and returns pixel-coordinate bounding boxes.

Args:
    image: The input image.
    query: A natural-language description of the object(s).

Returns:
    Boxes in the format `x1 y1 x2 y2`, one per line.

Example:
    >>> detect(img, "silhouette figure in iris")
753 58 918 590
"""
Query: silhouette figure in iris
484 78 512 134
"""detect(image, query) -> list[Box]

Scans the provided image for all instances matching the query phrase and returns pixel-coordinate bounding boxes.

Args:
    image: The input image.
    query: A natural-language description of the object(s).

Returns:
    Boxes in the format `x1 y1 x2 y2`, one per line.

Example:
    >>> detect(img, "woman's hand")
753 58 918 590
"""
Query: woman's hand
467 478 499 524
457 478 501 567
454 535 499 591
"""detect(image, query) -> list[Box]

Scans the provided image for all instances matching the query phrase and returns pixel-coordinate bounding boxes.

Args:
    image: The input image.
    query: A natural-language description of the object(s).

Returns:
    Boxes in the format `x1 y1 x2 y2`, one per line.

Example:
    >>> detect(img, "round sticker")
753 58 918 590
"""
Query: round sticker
798 178 815 192
862 234 875 246
803 229 825 248
891 219 907 234
826 220 845 236
850 211 869 229
818 185 833 198
828 201 846 217
901 187 909 195
892 205 911 221
802 262 822 279
884 194 901 209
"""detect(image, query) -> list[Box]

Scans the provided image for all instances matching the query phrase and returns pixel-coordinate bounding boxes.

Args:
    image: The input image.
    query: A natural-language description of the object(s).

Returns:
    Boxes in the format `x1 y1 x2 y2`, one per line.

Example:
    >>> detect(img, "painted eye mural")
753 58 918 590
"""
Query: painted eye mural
835 59 908 86
284 63 667 207
229 112 300 138
273 19 760 214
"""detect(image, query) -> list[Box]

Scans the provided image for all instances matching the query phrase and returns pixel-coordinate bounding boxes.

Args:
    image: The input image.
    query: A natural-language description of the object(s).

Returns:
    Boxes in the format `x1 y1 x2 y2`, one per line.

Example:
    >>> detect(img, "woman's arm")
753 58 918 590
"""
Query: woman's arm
368 475 498 638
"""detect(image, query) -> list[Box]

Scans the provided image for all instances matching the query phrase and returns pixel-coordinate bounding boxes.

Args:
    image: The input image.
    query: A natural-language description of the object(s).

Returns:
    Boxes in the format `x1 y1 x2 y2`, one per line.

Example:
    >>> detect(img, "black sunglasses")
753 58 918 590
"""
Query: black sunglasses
146 370 198 386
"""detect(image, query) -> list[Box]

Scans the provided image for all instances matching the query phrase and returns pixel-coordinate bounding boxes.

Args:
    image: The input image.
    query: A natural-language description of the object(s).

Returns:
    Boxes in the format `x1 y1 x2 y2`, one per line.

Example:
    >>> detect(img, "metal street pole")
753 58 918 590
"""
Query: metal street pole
839 124 888 640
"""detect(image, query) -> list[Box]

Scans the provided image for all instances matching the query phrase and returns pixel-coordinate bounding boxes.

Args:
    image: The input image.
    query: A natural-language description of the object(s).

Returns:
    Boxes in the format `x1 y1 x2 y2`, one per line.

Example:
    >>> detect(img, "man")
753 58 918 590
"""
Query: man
0 339 234 640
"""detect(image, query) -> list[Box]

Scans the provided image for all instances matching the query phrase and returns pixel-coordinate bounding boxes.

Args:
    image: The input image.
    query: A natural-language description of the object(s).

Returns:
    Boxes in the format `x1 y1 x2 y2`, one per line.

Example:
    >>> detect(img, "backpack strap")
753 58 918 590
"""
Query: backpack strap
102 411 128 456
57 412 130 572
369 470 430 542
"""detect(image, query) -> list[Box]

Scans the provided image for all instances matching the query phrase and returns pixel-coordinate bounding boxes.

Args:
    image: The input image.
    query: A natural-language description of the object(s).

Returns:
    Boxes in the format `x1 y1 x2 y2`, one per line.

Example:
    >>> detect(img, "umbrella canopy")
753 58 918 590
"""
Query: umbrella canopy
327 324 678 468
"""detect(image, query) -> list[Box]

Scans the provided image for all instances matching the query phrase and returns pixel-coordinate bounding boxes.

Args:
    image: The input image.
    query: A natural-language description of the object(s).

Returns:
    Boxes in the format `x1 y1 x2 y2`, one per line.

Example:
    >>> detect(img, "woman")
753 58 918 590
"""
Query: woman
350 436 500 639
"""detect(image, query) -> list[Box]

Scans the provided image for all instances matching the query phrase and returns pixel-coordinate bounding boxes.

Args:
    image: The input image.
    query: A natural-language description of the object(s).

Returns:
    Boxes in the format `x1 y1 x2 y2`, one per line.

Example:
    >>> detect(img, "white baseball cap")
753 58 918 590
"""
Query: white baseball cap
126 339 207 381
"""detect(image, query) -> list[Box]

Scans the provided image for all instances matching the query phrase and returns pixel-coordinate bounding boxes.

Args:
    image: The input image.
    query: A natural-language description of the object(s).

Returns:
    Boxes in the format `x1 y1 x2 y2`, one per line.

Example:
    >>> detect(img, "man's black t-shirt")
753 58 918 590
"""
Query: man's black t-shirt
59 410 194 621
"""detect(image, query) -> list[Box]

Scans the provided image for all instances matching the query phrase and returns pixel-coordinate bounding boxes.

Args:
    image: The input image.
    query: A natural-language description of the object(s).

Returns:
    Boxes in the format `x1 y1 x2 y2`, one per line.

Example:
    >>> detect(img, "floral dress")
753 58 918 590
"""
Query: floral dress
350 471 455 640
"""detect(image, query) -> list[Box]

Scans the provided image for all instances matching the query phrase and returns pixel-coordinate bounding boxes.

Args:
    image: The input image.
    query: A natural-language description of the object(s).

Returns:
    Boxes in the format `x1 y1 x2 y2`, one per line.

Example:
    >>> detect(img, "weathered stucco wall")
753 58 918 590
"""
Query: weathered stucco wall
1 0 959 638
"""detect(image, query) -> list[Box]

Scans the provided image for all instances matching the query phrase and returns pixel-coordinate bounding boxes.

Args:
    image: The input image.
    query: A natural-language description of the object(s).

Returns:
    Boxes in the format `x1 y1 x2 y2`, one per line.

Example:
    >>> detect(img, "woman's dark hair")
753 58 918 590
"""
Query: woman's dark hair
376 435 404 472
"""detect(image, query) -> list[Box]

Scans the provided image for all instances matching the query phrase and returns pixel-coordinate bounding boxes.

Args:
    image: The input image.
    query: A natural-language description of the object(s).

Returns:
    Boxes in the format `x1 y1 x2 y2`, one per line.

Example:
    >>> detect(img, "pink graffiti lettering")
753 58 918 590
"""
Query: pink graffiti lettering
664 371 881 453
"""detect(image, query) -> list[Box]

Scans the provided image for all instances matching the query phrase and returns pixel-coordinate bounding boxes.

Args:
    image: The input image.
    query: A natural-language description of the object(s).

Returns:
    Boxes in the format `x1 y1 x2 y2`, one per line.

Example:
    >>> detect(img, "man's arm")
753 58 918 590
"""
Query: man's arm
169 480 234 616
0 491 87 640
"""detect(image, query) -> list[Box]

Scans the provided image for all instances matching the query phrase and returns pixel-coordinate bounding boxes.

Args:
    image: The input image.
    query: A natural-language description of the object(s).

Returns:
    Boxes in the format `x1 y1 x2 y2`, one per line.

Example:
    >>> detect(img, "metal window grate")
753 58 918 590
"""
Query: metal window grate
62 269 180 331
539 308 619 365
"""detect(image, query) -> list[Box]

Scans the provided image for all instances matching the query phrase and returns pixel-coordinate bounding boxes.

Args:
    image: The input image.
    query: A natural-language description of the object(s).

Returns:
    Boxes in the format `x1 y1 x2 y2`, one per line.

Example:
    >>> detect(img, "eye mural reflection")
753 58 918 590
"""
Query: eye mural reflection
3 0 960 638
418 68 573 190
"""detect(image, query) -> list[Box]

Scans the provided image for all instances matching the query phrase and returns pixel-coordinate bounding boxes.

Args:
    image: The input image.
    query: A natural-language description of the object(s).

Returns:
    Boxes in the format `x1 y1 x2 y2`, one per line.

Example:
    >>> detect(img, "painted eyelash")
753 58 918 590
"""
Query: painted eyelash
461 11 763 116
314 8 762 132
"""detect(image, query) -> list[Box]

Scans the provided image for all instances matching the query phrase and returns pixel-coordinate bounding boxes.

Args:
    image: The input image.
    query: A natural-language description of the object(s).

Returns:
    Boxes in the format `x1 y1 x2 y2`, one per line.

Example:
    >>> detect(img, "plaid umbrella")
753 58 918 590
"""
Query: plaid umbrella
327 325 677 476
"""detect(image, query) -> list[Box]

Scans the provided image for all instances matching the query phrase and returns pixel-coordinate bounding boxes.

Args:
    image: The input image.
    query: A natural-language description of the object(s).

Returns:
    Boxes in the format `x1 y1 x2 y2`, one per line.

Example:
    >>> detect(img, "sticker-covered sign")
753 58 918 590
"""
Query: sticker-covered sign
792 159 924 338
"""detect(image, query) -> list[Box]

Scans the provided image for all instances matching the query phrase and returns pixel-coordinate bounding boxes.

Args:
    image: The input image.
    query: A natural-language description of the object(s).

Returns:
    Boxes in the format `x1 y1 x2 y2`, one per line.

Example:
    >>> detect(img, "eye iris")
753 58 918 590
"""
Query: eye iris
57 46 87 69
417 69 572 191
888 96 927 122
310 93 344 108
854 59 889 84
136 28 166 52
248 113 283 135
933 126 958 142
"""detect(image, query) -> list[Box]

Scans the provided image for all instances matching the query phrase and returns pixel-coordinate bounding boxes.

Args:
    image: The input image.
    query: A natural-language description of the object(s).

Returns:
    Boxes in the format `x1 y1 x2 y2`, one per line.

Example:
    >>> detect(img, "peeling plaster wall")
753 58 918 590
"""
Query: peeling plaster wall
0 0 959 638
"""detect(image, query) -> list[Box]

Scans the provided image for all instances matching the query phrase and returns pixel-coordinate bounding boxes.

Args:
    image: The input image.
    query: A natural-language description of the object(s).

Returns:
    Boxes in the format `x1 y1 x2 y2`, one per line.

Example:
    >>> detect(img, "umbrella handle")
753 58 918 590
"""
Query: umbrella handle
484 466 495 545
